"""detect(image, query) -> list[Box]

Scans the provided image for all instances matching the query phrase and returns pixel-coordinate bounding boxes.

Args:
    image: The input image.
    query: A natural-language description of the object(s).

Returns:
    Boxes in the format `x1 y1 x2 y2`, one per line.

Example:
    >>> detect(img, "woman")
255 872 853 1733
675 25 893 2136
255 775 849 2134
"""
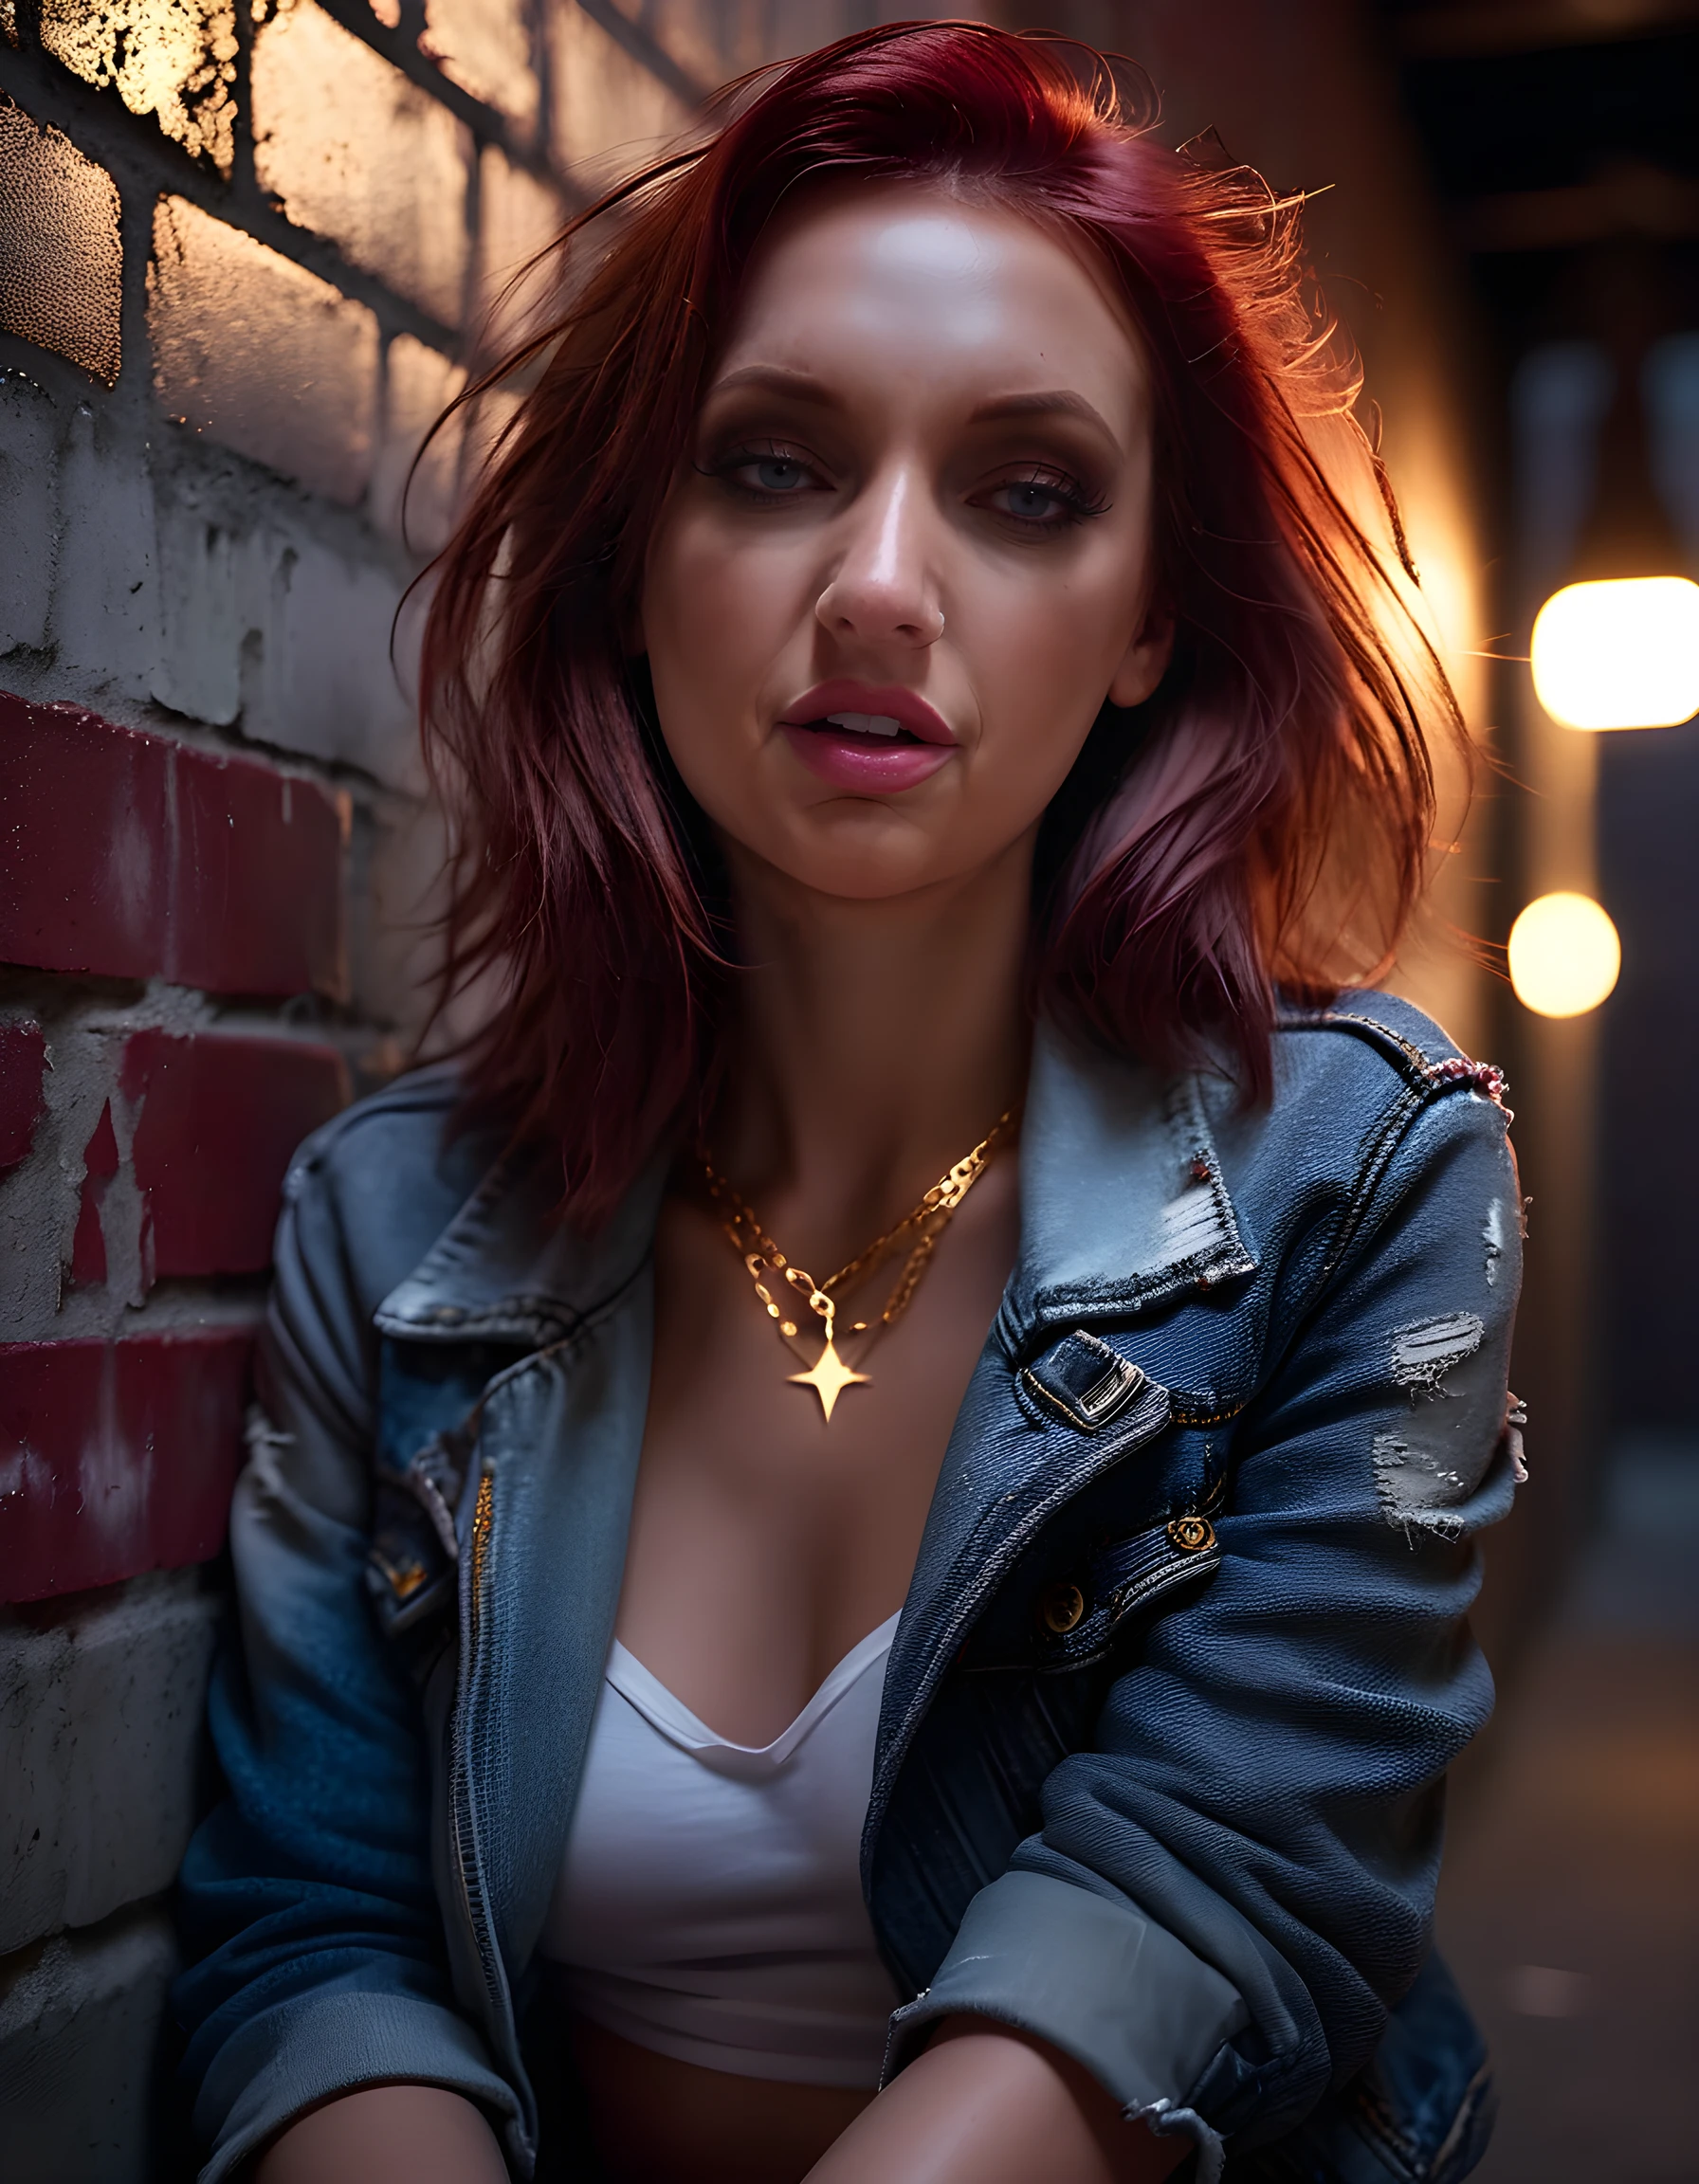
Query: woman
174 25 1522 2184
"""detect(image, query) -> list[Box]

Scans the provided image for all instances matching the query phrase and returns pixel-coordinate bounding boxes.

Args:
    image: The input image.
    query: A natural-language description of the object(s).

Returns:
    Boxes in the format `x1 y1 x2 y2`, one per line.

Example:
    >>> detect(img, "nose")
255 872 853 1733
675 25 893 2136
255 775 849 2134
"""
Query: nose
814 466 945 649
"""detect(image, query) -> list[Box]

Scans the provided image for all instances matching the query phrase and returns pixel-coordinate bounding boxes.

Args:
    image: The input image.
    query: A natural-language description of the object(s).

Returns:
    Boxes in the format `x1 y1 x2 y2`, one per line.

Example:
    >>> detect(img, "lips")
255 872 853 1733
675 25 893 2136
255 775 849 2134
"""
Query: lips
780 682 958 745
777 681 959 793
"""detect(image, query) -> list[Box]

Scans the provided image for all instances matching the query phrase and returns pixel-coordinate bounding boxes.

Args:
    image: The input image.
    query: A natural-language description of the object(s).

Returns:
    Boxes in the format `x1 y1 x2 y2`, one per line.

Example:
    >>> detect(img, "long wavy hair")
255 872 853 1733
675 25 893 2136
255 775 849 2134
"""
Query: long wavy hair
417 20 1467 1227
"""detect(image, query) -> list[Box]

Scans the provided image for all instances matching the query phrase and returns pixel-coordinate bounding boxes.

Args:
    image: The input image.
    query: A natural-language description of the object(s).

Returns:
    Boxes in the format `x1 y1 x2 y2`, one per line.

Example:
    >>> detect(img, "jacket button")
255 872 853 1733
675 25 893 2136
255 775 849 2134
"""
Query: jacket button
1038 1581 1087 1635
1167 1515 1215 1554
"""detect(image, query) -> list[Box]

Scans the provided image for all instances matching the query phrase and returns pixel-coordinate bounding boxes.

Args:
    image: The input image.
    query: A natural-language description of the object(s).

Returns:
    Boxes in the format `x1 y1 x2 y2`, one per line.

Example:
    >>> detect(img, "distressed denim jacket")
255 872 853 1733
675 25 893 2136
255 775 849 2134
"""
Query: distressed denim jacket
174 992 1523 2184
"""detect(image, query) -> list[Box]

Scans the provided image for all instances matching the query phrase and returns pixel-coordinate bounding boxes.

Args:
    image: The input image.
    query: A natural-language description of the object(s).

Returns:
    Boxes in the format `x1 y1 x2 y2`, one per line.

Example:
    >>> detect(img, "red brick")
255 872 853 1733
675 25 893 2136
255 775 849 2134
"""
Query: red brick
120 1031 349 1278
0 1332 253 1602
0 692 347 997
0 1020 47 1172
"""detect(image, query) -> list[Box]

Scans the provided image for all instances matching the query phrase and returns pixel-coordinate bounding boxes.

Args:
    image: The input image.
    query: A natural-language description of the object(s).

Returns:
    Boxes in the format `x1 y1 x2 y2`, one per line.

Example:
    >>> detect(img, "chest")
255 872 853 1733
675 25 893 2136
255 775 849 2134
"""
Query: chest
614 1180 1021 1745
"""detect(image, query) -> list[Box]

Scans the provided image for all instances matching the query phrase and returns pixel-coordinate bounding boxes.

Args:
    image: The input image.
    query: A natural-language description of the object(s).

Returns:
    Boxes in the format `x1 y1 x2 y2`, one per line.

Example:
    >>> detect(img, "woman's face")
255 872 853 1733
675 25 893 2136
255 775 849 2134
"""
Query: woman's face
640 184 1170 903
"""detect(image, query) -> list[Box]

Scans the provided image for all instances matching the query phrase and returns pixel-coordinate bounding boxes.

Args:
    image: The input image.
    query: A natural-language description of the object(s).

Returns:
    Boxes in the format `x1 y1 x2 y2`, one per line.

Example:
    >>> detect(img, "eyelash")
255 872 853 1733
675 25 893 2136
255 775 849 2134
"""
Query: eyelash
981 466 1112 532
700 443 824 504
700 444 1111 532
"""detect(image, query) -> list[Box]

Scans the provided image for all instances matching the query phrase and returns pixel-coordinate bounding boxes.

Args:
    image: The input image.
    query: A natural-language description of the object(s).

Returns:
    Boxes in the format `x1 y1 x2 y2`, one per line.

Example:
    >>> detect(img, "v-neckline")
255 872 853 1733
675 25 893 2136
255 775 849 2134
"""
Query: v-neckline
605 1612 901 1777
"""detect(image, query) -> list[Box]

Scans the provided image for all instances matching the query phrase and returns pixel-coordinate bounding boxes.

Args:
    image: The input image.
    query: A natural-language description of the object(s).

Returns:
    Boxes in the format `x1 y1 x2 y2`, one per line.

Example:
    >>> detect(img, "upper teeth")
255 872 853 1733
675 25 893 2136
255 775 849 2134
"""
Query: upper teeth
825 712 903 737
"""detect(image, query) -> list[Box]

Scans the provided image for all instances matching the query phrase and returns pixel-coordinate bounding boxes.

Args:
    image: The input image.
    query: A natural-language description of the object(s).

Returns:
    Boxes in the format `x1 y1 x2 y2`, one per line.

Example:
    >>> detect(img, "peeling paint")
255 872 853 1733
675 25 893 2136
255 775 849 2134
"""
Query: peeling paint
1391 1311 1485 1397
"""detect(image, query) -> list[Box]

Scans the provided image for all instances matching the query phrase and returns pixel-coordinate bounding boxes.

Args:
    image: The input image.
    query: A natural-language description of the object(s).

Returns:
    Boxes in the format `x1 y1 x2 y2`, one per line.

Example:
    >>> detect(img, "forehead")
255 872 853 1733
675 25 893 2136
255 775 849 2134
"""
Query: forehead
714 184 1147 436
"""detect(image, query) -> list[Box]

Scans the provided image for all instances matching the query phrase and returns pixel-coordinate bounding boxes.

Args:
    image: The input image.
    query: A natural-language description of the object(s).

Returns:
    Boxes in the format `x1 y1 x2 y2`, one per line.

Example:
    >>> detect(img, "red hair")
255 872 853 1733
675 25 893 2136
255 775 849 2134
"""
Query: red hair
418 21 1466 1226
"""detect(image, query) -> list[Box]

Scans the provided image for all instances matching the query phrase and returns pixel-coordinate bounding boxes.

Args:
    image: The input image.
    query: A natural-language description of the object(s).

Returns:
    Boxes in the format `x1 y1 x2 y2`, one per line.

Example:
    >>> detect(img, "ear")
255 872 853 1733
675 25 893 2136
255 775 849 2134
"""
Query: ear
1107 603 1175 710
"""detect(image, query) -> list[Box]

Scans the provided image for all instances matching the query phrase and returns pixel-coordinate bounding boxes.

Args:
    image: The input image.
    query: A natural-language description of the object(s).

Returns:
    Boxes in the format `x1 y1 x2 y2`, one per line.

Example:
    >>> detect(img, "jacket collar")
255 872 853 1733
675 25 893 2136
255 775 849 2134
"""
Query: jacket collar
1008 1026 1256 1346
374 1142 671 1347
374 1024 1257 1349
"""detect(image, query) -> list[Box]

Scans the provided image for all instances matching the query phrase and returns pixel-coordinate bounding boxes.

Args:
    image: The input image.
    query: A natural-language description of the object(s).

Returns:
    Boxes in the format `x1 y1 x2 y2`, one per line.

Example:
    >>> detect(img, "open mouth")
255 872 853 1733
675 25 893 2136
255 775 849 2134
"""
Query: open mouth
798 711 918 742
776 683 956 789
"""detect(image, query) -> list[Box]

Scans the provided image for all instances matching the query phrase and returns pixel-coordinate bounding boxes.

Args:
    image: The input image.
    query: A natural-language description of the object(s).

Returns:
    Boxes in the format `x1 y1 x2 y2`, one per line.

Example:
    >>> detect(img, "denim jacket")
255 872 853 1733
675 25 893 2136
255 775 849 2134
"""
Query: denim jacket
174 993 1523 2184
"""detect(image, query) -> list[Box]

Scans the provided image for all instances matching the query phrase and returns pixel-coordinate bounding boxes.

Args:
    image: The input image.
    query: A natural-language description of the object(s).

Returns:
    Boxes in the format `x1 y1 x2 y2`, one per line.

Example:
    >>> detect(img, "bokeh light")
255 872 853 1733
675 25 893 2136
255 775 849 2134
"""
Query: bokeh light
1531 576 1699 730
1508 892 1621 1017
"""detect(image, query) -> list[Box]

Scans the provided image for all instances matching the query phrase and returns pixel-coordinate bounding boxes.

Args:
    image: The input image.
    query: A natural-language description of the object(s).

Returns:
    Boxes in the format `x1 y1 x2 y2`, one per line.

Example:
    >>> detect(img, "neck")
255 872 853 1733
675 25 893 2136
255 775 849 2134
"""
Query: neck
712 833 1034 1259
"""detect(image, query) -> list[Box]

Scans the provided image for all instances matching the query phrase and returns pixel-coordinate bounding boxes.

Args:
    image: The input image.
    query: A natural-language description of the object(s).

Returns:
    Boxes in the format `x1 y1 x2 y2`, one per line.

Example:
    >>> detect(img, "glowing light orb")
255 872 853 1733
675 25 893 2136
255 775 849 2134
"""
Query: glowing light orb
1508 893 1621 1018
1531 576 1699 730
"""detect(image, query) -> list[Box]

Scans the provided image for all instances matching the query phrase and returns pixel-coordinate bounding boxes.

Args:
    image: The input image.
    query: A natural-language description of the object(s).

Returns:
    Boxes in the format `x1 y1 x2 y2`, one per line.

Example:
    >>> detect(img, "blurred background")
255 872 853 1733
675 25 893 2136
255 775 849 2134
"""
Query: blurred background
1 4 1695 2179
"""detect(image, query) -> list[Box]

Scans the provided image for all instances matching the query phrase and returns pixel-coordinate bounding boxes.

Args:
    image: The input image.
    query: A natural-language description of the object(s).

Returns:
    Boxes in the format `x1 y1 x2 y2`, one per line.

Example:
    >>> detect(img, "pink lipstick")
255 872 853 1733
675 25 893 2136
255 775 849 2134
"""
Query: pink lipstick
778 681 958 793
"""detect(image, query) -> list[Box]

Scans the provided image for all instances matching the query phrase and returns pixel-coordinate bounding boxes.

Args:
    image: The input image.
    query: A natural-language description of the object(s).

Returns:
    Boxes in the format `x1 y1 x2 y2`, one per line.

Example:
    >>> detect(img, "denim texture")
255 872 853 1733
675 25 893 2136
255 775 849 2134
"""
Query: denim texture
173 996 1522 2182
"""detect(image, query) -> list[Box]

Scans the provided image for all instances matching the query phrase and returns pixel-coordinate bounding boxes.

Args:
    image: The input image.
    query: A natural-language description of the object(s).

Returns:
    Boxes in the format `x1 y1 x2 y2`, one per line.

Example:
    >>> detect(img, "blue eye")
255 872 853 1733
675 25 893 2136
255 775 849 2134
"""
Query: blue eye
998 481 1069 522
982 471 1107 530
705 446 822 500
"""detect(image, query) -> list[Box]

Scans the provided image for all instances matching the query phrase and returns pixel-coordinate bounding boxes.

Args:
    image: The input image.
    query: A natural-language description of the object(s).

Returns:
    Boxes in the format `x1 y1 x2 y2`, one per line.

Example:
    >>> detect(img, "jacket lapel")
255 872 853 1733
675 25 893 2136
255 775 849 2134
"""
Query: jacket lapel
870 1028 1258 1839
374 1148 671 1999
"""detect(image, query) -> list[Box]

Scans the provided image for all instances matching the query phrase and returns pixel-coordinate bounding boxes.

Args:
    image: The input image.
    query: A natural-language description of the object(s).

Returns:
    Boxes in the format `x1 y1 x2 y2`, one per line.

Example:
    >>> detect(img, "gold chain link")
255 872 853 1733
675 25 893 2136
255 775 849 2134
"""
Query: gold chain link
701 1106 1017 1360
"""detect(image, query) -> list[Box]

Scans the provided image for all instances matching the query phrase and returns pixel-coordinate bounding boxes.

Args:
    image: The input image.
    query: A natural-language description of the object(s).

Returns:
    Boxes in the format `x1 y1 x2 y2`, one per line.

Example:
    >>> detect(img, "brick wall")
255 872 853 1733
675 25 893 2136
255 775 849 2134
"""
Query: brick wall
1 6 1491 2176
0 5 881 2175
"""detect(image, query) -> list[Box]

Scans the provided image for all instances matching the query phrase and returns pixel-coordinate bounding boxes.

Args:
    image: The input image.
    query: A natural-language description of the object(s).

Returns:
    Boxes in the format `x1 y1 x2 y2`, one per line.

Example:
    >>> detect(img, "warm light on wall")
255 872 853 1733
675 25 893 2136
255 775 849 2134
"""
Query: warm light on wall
1530 576 1699 730
1507 892 1621 1017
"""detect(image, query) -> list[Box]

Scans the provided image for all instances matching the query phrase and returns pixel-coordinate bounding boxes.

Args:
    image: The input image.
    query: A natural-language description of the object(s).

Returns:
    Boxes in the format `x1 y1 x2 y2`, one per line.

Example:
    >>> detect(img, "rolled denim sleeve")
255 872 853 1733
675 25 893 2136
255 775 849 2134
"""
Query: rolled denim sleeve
890 1083 1521 2169
173 1125 520 2180
885 1870 1249 2171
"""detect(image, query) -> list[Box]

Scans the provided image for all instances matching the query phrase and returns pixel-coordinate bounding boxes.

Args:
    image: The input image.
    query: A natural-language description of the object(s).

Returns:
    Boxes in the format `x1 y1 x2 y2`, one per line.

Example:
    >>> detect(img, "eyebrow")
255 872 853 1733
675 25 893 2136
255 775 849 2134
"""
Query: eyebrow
704 364 845 410
965 389 1122 446
703 367 1122 449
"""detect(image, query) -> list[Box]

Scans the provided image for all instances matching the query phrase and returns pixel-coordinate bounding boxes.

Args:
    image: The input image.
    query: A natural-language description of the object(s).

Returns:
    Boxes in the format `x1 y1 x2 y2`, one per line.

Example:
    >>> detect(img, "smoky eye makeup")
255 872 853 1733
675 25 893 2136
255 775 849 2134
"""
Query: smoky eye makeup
975 464 1114 531
699 441 831 502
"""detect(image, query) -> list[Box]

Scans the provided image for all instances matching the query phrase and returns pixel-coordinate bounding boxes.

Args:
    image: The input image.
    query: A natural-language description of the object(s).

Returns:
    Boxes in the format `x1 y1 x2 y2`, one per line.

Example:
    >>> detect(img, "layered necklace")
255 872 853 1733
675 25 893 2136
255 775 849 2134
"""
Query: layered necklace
700 1107 1018 1422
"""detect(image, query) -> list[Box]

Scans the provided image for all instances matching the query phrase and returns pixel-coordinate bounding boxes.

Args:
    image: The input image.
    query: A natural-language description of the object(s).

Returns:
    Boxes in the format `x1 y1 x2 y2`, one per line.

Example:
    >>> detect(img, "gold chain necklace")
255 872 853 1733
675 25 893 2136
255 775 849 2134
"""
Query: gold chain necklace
701 1107 1018 1422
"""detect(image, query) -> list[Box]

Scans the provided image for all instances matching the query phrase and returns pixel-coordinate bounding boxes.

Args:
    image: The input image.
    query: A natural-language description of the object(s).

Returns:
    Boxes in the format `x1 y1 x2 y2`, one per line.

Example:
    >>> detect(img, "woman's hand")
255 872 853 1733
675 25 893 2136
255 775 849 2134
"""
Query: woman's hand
254 2084 509 2184
801 2018 1192 2184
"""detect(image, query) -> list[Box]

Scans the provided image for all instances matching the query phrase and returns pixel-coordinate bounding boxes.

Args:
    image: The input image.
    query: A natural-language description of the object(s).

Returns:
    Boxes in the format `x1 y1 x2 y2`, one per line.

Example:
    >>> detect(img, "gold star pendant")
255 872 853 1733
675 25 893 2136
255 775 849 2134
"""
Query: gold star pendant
789 1332 870 1423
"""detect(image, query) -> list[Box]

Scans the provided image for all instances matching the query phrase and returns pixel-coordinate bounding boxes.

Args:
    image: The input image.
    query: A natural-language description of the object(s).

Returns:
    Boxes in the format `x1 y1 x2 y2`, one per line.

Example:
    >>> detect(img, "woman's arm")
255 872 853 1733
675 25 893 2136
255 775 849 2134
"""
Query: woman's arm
255 2086 509 2184
805 2020 1188 2184
174 1100 525 2176
866 1067 1524 2165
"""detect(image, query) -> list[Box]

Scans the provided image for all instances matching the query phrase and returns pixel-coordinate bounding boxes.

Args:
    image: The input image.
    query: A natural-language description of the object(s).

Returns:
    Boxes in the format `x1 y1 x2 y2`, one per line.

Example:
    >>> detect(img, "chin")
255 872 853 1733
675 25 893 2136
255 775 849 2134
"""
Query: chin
769 818 957 902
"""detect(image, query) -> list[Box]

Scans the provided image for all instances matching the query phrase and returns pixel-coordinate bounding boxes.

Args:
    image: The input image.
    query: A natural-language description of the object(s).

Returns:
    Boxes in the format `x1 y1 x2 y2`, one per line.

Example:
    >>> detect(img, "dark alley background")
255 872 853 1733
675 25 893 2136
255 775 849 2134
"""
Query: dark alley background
2 4 1696 2179
1380 7 1699 2178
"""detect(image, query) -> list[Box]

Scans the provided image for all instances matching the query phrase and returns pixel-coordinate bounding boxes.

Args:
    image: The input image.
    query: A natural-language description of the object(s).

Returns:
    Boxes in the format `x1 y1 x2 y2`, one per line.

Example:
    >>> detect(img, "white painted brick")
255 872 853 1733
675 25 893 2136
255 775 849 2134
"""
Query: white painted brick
254 532 420 788
372 332 465 555
0 369 58 653
0 1902 175 2184
150 195 380 507
252 0 471 327
0 1572 218 1956
47 402 159 701
547 0 691 185
151 498 419 791
474 145 566 360
427 0 539 131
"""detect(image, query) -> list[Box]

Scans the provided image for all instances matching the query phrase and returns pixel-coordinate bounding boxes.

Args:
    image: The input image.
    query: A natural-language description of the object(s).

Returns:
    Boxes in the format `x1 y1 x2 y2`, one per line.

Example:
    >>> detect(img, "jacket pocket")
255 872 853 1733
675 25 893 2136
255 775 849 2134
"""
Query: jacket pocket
1026 1502 1225 1672
959 1479 1226 1677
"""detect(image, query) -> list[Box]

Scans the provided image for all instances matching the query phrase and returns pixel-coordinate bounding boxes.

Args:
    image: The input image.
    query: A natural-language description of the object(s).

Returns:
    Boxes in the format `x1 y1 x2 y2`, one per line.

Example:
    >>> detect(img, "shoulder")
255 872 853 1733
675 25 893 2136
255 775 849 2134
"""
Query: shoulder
278 1063 501 1326
1272 987 1502 1097
1202 989 1515 1253
1261 987 1512 1155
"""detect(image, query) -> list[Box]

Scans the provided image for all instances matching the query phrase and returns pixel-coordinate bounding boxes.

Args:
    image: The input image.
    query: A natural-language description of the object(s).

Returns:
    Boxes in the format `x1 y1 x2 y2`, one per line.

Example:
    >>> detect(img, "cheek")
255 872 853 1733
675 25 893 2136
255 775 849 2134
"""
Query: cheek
971 544 1144 748
647 514 798 678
